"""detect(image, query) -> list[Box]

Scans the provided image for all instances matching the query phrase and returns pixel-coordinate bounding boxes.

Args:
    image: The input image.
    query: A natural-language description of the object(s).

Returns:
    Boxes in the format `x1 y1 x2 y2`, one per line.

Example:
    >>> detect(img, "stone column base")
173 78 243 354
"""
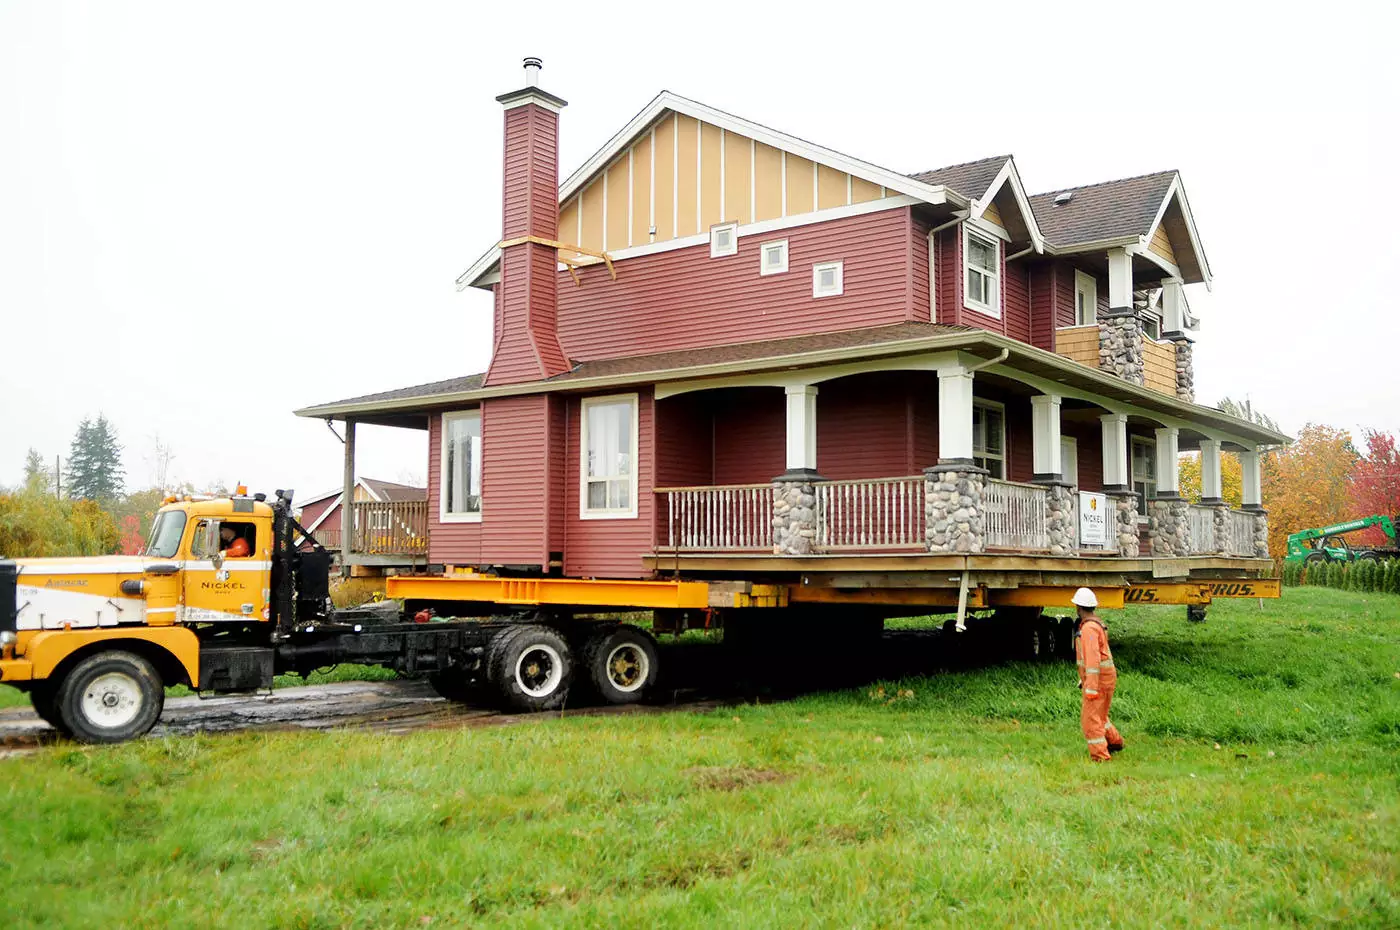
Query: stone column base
1148 495 1191 557
772 474 819 555
1042 482 1077 556
1106 490 1140 558
924 462 987 554
1245 506 1269 559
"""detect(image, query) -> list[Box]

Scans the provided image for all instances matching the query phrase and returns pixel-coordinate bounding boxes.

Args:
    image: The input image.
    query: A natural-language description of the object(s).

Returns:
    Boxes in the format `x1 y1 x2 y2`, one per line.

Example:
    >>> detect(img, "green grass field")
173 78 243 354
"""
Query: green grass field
1 587 1397 928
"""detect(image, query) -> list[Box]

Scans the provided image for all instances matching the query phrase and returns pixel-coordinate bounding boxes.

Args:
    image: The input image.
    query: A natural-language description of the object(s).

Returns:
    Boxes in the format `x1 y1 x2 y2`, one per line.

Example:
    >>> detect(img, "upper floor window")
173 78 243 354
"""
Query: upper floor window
1140 313 1162 340
964 227 1000 316
812 261 843 298
1131 436 1157 509
710 222 737 258
760 239 788 276
581 394 638 519
972 400 1005 479
1074 270 1098 326
441 411 482 522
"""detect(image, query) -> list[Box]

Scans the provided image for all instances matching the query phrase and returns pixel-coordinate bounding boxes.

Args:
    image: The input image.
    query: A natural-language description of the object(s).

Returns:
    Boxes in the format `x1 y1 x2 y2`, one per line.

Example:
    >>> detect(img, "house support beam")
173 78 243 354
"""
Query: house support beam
1100 413 1129 491
1148 427 1189 557
1155 427 1181 496
1239 447 1270 557
937 367 975 463
1107 247 1134 311
1031 394 1062 481
1199 439 1223 503
341 418 357 576
781 385 819 477
773 385 821 556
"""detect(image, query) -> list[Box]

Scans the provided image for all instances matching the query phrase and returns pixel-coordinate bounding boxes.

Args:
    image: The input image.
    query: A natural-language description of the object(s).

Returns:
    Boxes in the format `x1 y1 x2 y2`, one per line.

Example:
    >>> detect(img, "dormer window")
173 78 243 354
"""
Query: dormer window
760 239 788 275
812 261 843 297
964 227 1000 317
710 222 737 258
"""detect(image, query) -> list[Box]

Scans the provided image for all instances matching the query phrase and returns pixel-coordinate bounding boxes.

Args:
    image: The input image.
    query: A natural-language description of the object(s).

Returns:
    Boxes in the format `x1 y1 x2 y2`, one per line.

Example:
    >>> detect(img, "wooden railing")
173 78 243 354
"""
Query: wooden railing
657 485 773 551
983 478 1049 550
347 500 428 555
1227 509 1256 557
1188 504 1217 553
816 476 925 549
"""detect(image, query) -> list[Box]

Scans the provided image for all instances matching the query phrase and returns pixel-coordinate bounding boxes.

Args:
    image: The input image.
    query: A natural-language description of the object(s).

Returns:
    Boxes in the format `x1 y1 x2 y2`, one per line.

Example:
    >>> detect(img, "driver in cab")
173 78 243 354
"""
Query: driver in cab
219 526 251 558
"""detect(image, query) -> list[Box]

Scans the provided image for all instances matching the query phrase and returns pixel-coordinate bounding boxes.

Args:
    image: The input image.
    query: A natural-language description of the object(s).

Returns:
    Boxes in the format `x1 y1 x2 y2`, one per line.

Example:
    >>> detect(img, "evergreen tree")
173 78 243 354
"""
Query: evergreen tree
66 415 126 503
22 448 50 495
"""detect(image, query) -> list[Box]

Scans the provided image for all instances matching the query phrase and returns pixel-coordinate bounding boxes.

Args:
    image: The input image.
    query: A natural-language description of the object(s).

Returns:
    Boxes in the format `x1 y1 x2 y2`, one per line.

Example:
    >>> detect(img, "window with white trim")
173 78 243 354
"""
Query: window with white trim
1074 270 1098 326
760 239 788 275
972 400 1005 479
964 226 1000 316
581 394 638 518
812 260 843 297
440 411 482 521
710 222 737 258
1131 436 1157 509
1140 313 1162 341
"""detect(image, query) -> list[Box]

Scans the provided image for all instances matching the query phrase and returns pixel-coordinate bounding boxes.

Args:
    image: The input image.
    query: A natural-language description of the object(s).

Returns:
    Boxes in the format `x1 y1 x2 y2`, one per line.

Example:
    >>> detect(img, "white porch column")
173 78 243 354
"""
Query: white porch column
1240 447 1262 509
340 417 356 576
1100 413 1129 490
937 366 975 463
783 384 819 475
1108 247 1134 311
1031 394 1063 480
1161 279 1186 333
1154 427 1180 496
1199 439 1223 502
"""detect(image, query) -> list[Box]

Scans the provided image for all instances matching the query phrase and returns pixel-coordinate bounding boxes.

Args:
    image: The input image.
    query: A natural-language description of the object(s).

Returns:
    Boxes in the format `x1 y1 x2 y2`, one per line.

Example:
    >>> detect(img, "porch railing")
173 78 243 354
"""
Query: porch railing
983 478 1049 550
1188 504 1216 553
348 500 428 555
816 476 925 549
657 484 774 551
1228 509 1256 557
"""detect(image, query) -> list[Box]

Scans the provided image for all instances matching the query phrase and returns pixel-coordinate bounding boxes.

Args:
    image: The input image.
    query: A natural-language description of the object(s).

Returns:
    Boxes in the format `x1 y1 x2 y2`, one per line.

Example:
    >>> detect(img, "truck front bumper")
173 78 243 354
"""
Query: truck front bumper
0 656 33 682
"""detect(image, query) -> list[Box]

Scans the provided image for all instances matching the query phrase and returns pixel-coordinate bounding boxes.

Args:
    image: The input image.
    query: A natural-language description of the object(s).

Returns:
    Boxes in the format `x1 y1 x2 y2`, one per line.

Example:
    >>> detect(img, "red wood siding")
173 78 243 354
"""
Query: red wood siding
712 389 785 485
1054 260 1080 329
1063 419 1104 492
564 389 656 578
1005 397 1034 484
910 215 930 322
501 103 558 241
300 498 337 532
556 207 916 362
655 393 715 488
426 411 482 565
934 226 960 326
816 373 923 479
546 395 567 559
480 395 553 566
1029 262 1057 351
1004 261 1031 344
486 242 568 385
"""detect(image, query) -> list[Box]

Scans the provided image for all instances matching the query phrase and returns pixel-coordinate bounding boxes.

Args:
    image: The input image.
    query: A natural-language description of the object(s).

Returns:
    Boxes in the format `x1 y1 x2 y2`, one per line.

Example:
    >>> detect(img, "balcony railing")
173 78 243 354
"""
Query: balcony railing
1187 503 1260 557
657 484 773 551
1227 509 1256 557
310 500 428 556
1188 504 1216 553
983 478 1049 550
816 476 925 549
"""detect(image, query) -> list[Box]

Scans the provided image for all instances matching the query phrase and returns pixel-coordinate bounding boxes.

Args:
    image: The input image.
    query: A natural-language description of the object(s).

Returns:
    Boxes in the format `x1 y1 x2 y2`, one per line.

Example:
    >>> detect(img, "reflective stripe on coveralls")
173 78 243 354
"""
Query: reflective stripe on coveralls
1076 618 1124 760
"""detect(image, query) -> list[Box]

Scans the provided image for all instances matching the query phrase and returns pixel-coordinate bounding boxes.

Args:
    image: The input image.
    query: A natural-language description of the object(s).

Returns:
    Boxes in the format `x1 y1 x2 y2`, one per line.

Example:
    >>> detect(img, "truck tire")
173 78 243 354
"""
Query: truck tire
1357 551 1381 562
487 625 574 712
55 651 164 744
583 624 659 705
29 681 71 736
1304 551 1330 565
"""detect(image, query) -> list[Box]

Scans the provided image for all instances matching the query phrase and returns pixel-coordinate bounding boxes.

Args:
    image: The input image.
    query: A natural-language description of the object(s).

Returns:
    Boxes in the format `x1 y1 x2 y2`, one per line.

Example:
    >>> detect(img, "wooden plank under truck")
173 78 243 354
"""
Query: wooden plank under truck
0 488 1279 744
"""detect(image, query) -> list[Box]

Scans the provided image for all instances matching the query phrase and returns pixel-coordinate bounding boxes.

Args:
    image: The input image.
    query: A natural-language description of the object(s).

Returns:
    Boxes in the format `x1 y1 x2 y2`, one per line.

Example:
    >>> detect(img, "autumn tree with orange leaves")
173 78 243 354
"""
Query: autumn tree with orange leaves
1260 424 1358 556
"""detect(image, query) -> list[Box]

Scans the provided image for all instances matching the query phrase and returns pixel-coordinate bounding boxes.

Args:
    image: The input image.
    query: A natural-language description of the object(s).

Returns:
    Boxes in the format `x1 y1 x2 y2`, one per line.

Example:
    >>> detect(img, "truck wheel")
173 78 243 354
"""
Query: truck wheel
29 681 71 736
1187 605 1208 624
584 625 659 705
1304 551 1330 565
487 625 574 712
56 651 164 744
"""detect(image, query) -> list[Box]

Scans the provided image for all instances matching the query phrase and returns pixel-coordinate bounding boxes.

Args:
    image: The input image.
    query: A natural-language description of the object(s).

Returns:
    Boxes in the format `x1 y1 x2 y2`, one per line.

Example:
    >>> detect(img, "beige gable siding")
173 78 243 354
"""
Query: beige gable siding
981 200 1004 227
558 110 904 255
1149 223 1176 264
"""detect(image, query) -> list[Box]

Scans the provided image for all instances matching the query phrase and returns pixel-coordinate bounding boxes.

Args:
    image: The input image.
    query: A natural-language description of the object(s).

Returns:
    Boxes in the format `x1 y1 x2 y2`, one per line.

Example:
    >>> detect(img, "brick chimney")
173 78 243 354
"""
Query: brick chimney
484 57 571 386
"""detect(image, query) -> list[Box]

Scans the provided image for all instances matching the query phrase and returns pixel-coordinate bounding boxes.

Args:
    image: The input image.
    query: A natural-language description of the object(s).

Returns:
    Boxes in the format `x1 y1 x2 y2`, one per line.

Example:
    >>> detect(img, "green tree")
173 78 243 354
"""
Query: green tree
0 489 119 558
1217 396 1282 434
22 448 51 495
67 415 126 504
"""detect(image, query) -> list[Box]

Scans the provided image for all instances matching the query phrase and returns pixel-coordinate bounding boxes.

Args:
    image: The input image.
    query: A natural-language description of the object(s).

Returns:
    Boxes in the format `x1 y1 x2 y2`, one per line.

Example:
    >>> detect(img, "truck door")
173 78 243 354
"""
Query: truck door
183 516 273 623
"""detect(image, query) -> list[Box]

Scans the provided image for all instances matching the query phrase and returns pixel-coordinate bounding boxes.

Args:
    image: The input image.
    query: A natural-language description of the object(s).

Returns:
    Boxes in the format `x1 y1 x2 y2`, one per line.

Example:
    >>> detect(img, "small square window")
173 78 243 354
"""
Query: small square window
710 222 737 258
760 239 788 275
812 260 843 297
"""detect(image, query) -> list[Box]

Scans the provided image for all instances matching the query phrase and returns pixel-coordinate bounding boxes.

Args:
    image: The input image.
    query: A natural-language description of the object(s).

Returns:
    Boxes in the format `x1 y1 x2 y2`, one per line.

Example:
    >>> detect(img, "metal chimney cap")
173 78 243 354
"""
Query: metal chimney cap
523 57 543 86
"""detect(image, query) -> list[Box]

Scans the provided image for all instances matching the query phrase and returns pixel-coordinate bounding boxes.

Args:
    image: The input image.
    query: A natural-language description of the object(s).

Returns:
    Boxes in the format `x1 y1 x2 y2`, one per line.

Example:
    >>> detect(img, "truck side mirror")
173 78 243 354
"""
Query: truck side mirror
197 521 221 563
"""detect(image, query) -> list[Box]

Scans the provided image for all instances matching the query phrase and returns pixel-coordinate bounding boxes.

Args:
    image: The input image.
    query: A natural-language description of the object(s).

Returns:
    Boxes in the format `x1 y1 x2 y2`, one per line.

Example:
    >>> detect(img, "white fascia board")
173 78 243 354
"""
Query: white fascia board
972 157 1045 253
301 496 342 534
457 244 502 292
560 90 961 209
1141 173 1212 290
1042 235 1142 256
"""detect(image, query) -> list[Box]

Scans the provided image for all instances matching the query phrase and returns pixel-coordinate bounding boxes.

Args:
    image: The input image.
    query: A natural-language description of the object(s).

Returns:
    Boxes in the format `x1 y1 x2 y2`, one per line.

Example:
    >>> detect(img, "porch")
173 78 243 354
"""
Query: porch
310 499 429 559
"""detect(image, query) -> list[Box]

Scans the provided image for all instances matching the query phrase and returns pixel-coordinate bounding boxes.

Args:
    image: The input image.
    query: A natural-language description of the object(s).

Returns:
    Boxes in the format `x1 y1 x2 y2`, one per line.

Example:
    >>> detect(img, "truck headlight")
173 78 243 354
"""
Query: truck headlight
0 631 15 647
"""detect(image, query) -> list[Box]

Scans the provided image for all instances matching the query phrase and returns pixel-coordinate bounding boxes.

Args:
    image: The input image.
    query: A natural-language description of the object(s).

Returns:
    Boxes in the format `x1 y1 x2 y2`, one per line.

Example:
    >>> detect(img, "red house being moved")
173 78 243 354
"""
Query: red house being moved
297 60 1285 584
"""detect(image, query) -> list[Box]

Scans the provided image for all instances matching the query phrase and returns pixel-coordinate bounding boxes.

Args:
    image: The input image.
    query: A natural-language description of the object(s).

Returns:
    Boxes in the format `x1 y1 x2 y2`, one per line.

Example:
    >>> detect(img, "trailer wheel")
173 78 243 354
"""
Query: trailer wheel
29 681 71 736
487 625 574 712
1187 604 1208 624
56 651 164 744
584 625 659 705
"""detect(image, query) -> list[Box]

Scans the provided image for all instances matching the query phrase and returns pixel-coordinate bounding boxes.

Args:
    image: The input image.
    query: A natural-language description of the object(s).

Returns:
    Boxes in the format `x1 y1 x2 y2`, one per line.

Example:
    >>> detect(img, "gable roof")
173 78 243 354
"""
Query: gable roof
908 155 1012 200
361 477 427 502
457 90 973 291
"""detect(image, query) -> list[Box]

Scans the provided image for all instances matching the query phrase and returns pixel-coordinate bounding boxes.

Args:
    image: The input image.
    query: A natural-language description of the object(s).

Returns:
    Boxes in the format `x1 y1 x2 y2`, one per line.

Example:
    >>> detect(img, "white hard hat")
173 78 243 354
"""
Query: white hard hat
1071 587 1098 608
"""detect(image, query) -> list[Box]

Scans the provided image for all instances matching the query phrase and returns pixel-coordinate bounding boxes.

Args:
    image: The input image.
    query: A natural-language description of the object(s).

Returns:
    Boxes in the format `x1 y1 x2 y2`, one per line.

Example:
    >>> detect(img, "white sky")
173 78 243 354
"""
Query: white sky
2 2 1396 497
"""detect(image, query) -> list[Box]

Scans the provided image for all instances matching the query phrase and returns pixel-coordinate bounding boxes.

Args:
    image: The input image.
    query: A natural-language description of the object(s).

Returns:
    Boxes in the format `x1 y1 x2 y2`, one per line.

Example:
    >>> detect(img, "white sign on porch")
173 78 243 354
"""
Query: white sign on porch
1078 491 1109 547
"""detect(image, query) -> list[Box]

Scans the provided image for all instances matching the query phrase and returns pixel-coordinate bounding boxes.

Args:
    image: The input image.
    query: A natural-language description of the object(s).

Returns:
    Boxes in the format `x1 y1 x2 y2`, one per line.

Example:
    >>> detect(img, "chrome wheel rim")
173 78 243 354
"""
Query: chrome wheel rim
81 672 143 729
515 644 563 698
605 643 649 693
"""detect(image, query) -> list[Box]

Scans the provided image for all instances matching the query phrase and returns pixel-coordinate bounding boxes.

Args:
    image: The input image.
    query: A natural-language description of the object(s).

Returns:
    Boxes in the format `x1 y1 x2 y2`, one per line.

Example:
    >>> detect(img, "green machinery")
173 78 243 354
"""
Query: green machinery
1284 515 1400 564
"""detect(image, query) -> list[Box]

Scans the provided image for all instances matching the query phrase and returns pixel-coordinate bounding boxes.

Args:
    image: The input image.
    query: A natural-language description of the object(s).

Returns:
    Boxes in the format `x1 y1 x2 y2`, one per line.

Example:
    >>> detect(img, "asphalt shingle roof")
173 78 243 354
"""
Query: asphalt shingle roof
907 155 1009 200
1028 170 1177 249
313 373 486 409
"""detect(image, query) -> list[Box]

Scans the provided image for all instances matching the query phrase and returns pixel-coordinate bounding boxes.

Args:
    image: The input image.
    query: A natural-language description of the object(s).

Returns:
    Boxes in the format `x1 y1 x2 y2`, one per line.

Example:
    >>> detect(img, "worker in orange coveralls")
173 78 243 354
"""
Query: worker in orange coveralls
1072 587 1124 761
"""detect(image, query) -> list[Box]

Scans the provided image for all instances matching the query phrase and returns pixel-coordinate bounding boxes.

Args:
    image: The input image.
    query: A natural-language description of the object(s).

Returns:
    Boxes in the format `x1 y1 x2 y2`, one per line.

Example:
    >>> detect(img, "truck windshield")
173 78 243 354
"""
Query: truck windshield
144 510 187 558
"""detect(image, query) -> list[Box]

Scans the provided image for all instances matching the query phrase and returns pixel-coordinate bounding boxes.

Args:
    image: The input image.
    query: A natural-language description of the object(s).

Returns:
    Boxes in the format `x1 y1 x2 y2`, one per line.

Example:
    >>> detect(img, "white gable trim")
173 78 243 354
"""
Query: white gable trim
970 157 1045 253
1141 174 1212 289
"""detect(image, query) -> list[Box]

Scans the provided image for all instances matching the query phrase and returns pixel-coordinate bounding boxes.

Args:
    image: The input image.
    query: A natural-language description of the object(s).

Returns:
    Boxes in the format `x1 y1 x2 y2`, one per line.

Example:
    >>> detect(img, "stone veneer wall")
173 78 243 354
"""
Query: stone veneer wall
1108 491 1140 558
1210 502 1232 556
1173 337 1195 403
1250 509 1269 558
1148 496 1192 557
1099 312 1145 385
924 464 987 553
1044 483 1076 556
772 478 818 555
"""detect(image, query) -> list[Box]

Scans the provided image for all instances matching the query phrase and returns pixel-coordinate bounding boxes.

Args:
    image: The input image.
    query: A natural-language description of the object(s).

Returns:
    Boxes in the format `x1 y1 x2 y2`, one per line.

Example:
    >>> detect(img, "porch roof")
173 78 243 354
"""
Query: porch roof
294 322 1288 447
